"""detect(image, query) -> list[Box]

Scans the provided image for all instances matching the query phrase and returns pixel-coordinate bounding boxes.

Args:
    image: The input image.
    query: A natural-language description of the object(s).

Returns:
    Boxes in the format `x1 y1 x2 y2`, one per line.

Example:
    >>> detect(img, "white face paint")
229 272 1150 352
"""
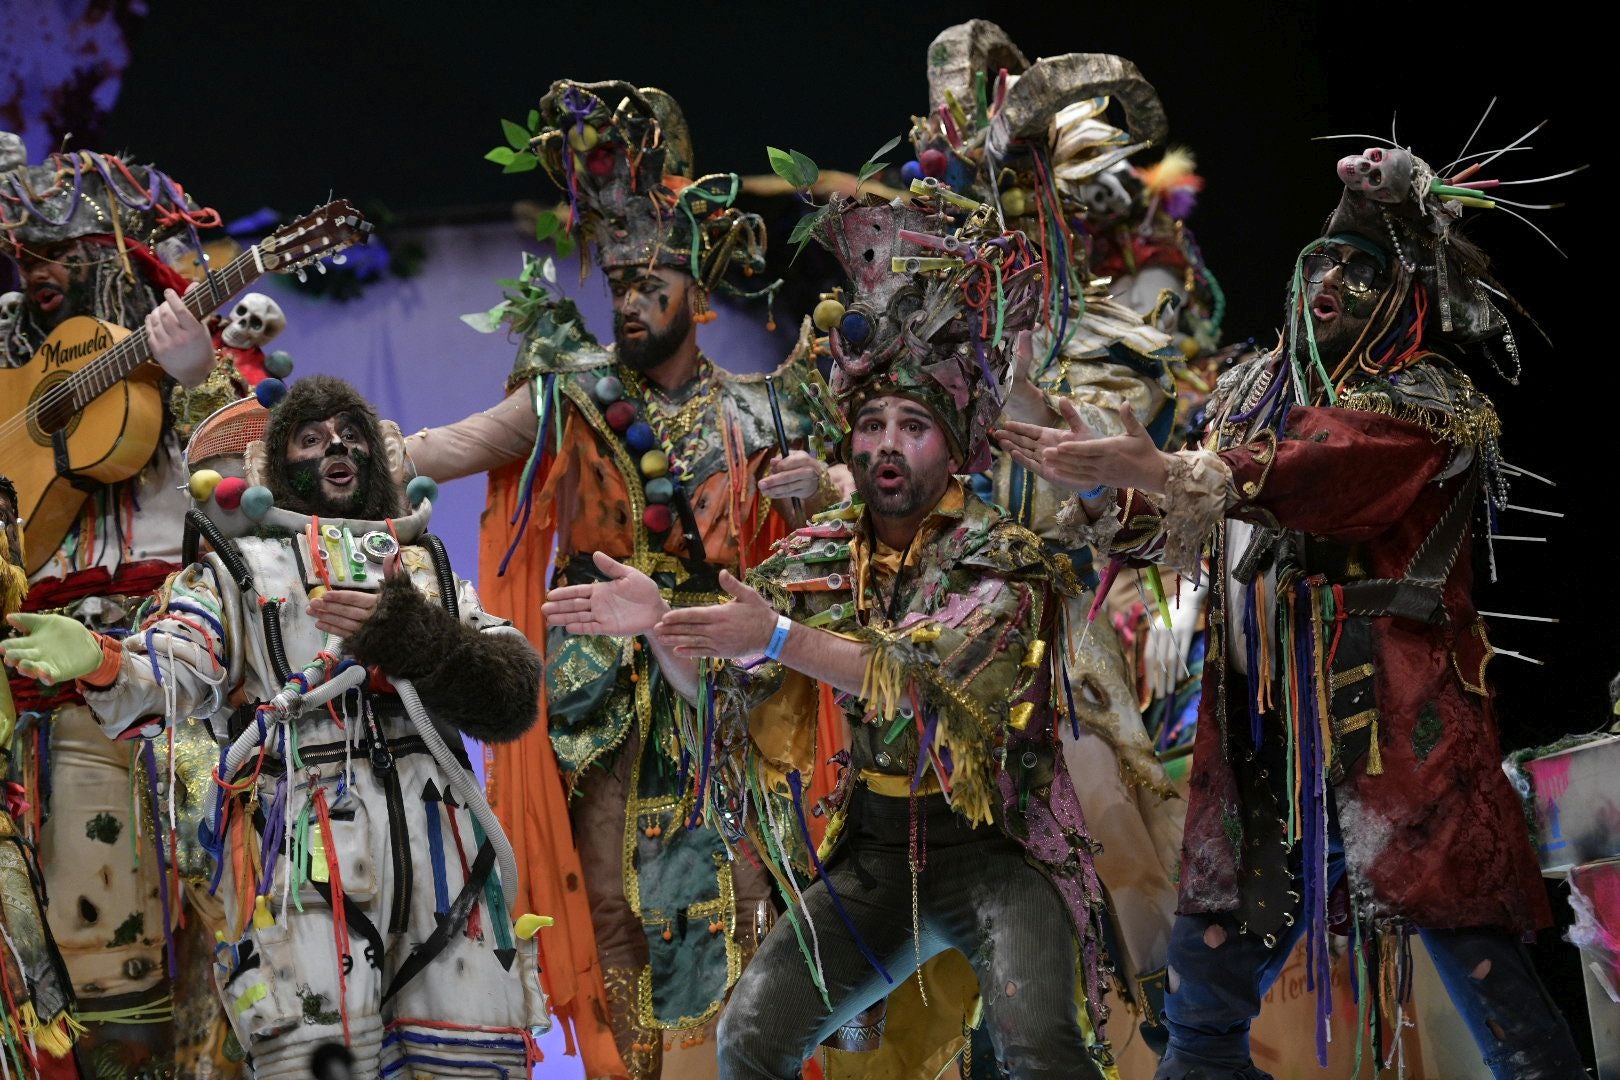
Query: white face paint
1335 146 1414 204
0 290 21 329
220 292 287 349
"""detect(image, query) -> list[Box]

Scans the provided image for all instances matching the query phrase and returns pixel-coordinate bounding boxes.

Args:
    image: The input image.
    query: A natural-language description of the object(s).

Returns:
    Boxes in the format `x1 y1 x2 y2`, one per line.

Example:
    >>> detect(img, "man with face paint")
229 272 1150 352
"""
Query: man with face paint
998 140 1584 1077
0 134 252 1074
545 192 1117 1079
404 82 842 1079
3 376 551 1077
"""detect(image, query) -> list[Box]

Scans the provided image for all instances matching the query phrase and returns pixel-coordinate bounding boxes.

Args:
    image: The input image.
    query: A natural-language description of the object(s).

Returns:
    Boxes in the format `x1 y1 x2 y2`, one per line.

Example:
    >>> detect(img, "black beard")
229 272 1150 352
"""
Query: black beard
614 305 693 372
276 449 396 521
852 453 930 519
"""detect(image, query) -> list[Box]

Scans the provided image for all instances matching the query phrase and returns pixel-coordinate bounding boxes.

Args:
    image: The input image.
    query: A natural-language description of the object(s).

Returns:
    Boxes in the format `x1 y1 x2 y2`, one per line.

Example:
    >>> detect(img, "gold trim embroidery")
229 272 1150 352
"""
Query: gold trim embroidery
1332 708 1379 737
1329 663 1376 693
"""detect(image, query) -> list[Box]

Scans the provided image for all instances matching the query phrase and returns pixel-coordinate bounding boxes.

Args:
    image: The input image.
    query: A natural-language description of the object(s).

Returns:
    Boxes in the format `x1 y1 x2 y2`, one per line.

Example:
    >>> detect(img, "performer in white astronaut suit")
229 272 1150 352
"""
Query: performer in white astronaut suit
3 376 551 1078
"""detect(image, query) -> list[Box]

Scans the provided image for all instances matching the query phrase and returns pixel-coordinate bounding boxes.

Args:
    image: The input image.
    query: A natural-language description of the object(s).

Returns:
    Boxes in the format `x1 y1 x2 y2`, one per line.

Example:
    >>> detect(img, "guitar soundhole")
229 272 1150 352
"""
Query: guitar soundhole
27 372 83 445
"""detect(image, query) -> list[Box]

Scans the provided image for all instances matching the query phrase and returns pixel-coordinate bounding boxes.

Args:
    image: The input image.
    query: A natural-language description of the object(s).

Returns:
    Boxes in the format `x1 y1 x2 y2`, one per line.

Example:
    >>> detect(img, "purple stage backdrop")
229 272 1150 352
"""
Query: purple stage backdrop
262 220 789 583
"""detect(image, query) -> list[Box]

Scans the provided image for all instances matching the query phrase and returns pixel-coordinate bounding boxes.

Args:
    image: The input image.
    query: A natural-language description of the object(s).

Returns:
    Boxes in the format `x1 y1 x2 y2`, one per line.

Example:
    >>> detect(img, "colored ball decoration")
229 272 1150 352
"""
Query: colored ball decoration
644 477 674 504
567 123 599 152
254 377 288 408
188 469 222 502
605 401 636 432
594 374 624 403
240 485 275 521
263 350 294 379
642 504 673 533
639 449 669 479
1000 188 1028 218
812 298 846 332
213 476 247 511
586 146 615 177
838 310 873 348
901 160 923 183
407 475 439 507
918 148 948 178
625 421 657 454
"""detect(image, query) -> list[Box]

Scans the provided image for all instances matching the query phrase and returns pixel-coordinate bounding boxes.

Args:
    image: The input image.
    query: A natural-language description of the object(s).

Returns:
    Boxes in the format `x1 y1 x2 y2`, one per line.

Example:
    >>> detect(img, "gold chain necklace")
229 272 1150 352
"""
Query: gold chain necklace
623 355 721 446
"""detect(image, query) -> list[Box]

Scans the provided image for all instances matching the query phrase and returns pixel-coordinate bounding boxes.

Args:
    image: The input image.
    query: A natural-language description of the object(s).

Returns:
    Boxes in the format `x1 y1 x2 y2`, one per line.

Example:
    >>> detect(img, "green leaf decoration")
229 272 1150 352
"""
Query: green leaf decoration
503 154 539 174
866 134 902 162
789 150 819 190
555 234 577 259
857 161 888 184
527 109 540 132
503 119 531 150
485 147 517 166
786 204 829 264
766 146 801 187
534 211 560 242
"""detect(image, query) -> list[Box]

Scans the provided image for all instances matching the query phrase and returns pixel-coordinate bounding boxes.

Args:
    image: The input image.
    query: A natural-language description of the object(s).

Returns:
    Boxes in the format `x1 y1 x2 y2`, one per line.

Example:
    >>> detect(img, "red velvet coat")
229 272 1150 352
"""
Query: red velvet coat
1113 354 1549 934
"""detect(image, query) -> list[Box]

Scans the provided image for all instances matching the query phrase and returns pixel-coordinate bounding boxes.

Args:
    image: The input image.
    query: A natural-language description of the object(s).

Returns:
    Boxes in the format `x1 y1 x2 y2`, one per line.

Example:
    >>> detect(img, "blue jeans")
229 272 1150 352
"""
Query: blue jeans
1156 818 1585 1079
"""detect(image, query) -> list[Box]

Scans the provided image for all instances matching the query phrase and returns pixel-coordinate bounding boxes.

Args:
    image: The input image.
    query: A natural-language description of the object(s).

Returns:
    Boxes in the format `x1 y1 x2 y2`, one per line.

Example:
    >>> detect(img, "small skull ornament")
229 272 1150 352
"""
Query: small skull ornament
1336 146 1414 204
0 290 21 329
220 293 286 350
1074 162 1137 223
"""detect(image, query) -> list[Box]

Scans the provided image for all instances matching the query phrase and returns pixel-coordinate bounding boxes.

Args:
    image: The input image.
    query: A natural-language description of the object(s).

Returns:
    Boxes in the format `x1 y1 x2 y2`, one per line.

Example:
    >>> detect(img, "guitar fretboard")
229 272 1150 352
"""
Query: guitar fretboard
58 248 264 409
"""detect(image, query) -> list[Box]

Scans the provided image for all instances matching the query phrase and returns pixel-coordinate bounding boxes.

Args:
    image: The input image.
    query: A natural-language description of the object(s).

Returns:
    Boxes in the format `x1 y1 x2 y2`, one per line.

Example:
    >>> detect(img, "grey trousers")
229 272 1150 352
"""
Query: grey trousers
717 788 1102 1080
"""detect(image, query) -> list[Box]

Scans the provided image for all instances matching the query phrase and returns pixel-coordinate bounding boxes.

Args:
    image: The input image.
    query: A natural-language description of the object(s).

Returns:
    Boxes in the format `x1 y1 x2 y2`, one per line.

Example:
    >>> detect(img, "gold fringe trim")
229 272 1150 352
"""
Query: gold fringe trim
1336 385 1502 449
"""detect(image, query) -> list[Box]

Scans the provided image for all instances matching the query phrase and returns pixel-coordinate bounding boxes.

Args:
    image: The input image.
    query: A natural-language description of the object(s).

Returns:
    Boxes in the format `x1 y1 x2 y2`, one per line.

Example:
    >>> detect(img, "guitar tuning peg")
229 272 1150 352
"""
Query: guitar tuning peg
331 254 347 266
296 268 308 283
315 261 328 275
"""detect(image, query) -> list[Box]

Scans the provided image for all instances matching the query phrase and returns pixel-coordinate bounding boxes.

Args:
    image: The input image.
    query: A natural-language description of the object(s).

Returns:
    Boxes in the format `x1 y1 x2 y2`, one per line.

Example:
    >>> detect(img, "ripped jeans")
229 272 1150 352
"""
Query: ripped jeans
1157 815 1584 1080
717 788 1100 1080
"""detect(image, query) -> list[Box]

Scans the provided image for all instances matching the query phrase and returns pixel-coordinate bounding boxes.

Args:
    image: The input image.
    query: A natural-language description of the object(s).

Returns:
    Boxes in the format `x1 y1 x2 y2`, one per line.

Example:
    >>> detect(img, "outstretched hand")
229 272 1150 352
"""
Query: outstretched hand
653 570 778 659
1 612 104 686
996 401 1172 495
542 551 669 637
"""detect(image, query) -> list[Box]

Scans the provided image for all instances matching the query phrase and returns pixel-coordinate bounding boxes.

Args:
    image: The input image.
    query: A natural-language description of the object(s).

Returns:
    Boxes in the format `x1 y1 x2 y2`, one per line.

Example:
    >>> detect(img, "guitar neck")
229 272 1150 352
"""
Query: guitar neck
65 248 265 406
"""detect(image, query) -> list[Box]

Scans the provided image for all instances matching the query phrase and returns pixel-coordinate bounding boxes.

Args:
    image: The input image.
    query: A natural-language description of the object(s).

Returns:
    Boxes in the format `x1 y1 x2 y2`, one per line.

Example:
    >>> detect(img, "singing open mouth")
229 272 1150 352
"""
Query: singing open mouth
1311 291 1342 322
873 461 908 493
31 286 63 314
321 460 357 488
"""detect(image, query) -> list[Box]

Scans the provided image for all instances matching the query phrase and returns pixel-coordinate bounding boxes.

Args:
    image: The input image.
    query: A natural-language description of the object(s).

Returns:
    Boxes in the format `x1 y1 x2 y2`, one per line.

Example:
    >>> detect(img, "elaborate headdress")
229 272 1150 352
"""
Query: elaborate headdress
0 132 217 356
0 132 217 261
527 80 770 318
812 184 1043 472
1294 112 1578 391
911 23 1166 234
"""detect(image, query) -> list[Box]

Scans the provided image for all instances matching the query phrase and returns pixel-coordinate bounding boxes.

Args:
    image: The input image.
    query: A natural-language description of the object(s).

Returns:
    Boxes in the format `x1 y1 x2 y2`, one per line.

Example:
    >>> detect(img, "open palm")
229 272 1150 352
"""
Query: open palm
542 551 668 637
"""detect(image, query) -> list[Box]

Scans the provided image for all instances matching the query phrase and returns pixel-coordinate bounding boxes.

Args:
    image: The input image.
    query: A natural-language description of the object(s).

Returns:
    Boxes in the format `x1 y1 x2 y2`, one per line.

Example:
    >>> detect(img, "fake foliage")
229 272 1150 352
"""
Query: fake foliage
460 252 588 344
771 135 900 262
486 110 580 260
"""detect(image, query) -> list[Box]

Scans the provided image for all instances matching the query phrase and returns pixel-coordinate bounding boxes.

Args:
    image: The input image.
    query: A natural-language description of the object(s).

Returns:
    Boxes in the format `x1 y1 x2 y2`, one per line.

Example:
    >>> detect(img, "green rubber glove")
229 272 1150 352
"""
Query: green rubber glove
2 612 106 687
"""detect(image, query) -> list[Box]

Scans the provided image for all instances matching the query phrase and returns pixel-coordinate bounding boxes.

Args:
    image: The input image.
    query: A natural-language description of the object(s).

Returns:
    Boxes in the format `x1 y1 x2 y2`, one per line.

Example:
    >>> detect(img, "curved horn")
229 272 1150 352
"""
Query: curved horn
987 53 1167 162
926 20 1029 118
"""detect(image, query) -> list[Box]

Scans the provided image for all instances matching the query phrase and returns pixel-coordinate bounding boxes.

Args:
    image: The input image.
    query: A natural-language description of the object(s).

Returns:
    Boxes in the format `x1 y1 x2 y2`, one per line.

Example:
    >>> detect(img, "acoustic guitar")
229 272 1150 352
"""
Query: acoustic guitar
0 201 370 575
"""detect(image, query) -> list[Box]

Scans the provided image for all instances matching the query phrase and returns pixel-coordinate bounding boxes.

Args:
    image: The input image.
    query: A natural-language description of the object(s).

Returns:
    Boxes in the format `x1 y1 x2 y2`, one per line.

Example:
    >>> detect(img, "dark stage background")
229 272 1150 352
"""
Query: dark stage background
21 0 1615 1066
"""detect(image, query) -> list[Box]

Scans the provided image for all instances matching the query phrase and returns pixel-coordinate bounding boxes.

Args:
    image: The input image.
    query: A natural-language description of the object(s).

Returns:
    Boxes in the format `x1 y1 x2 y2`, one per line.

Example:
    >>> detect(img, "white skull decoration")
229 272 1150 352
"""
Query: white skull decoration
0 291 21 329
1074 162 1136 223
1336 146 1414 205
221 293 286 350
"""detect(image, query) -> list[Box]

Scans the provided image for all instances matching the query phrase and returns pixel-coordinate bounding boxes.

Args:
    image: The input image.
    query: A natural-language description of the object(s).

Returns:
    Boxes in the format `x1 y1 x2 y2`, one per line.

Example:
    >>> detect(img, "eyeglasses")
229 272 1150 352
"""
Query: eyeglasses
1302 251 1381 292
